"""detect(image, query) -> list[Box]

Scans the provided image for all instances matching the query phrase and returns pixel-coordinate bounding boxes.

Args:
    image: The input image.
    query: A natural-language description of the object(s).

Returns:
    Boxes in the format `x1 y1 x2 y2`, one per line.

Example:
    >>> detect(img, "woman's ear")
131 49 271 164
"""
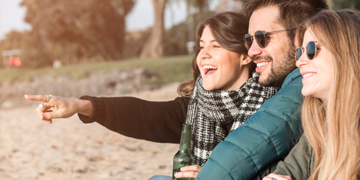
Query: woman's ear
239 54 252 65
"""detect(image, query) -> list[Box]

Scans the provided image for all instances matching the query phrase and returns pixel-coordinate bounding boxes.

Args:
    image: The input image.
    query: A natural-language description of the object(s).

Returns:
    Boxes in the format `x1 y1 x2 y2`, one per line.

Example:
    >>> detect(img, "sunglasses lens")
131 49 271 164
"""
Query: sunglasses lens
306 41 316 60
255 31 266 48
296 48 302 60
244 34 252 50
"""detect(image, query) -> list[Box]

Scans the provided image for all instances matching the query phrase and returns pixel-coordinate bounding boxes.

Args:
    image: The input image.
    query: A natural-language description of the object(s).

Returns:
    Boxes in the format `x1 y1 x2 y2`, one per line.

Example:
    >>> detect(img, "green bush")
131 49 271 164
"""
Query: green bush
0 55 193 86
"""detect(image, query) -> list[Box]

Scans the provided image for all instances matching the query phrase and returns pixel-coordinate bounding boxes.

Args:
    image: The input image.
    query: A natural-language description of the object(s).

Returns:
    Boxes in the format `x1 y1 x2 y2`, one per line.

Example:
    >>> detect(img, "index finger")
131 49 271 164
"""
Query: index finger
24 95 49 102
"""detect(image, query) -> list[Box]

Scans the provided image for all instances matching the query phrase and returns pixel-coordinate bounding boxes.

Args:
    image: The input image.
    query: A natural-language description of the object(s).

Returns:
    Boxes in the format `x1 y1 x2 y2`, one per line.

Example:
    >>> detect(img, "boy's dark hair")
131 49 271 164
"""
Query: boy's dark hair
242 0 328 45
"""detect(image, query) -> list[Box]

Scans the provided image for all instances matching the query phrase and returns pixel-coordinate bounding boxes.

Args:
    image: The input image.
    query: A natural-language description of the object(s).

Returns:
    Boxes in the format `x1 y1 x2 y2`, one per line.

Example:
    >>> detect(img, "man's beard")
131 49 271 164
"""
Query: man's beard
260 44 297 87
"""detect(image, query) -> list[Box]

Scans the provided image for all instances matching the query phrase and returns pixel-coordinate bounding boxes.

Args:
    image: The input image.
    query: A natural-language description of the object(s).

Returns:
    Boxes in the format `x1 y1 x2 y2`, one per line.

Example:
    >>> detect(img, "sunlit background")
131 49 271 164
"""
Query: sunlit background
0 0 358 179
0 0 228 68
0 0 245 110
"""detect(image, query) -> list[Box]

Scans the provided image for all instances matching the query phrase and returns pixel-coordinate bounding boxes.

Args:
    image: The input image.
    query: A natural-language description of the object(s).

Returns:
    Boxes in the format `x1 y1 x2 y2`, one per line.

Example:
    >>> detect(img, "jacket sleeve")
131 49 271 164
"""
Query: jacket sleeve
196 69 304 180
273 135 312 179
77 96 190 143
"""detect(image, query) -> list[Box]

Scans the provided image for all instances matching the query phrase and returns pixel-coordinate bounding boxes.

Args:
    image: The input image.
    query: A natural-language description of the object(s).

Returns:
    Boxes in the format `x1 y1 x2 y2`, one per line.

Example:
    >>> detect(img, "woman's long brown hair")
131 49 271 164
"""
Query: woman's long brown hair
300 9 360 180
177 11 252 96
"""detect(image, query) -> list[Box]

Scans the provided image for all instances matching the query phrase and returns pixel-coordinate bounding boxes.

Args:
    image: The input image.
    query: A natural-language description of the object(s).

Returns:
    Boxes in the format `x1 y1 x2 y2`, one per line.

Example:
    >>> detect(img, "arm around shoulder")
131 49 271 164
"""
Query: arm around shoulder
274 135 313 180
197 69 304 180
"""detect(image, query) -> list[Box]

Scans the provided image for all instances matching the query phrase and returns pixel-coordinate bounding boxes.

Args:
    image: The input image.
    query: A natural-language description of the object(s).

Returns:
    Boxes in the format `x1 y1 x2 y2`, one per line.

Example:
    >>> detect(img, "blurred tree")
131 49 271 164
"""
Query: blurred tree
0 30 52 68
163 11 215 56
19 0 134 67
169 0 211 41
328 0 360 10
215 0 243 12
163 0 213 56
124 0 216 59
140 0 167 58
185 0 207 43
0 31 24 68
122 29 151 59
185 0 210 13
0 31 26 52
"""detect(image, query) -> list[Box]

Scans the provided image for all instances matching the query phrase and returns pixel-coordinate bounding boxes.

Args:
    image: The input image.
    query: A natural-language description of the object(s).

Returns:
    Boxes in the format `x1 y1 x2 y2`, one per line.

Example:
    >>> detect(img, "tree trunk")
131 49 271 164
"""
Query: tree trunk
140 0 167 58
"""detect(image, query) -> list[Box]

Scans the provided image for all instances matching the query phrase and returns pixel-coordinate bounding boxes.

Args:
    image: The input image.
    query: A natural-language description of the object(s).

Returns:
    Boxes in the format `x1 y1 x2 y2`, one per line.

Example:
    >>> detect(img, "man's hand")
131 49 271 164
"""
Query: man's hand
174 165 201 178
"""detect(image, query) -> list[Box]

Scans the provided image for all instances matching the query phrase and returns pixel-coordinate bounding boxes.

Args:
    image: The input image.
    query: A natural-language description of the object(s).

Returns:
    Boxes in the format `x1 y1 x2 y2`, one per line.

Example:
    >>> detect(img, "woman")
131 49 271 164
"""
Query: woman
25 12 279 179
263 9 360 180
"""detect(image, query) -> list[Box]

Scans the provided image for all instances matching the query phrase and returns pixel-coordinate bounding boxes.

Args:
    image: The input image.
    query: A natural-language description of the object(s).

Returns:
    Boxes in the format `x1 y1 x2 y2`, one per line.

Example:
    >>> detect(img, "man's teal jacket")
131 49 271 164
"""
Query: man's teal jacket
196 69 304 180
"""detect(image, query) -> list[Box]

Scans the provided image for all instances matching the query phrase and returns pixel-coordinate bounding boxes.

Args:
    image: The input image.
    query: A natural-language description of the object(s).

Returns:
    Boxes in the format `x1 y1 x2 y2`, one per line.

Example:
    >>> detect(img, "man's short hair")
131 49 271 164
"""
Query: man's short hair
242 0 328 44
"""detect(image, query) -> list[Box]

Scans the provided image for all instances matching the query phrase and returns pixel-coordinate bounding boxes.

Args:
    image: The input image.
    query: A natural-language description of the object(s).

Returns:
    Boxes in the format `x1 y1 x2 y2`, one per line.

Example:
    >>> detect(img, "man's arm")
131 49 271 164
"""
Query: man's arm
196 69 304 180
273 135 313 180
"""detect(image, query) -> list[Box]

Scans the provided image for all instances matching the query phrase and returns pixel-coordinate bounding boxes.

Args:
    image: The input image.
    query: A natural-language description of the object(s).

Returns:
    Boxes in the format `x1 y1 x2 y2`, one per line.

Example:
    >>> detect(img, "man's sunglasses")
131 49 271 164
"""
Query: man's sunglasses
295 41 319 61
244 29 294 50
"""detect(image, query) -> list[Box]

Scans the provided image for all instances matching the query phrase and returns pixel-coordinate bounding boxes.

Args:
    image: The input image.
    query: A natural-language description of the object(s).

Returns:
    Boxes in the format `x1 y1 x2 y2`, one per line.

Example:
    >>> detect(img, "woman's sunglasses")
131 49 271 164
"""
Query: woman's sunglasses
295 41 319 61
244 29 294 50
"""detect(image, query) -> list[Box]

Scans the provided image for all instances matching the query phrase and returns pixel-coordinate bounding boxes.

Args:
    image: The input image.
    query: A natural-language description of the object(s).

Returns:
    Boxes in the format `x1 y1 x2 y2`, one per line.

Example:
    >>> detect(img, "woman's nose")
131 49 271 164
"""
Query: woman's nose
296 53 310 68
199 49 211 59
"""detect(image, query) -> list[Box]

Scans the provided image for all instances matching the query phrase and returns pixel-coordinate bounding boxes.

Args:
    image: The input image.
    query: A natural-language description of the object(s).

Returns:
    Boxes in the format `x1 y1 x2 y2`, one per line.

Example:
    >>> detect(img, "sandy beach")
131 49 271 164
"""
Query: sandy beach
0 83 180 180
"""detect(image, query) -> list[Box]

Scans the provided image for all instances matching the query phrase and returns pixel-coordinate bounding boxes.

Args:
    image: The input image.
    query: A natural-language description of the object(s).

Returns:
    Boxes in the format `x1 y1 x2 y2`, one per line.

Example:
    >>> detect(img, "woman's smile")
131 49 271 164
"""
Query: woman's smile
202 64 218 76
196 26 251 91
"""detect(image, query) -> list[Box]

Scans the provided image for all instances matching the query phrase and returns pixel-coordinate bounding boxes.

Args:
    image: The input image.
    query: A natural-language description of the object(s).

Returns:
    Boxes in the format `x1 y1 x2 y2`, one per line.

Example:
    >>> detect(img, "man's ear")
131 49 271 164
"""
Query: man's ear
240 54 252 65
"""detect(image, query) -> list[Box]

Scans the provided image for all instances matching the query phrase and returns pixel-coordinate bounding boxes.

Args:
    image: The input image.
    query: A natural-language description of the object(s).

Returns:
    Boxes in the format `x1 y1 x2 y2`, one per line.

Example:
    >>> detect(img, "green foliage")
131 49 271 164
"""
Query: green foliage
163 11 215 56
162 0 215 56
185 0 210 12
171 0 213 12
1 0 216 69
0 30 51 68
17 0 135 67
0 55 193 86
122 29 151 59
122 10 215 58
0 31 24 51
329 0 360 10
163 23 189 56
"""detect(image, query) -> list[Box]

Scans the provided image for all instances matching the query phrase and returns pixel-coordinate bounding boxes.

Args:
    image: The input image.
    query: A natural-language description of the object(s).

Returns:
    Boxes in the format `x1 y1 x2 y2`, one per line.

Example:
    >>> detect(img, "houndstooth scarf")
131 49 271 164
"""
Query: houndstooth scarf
185 71 279 166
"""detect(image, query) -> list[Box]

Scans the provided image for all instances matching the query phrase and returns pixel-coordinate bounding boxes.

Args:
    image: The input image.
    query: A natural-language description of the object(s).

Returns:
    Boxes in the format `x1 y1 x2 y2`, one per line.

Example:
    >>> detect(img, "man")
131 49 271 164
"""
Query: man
195 0 328 179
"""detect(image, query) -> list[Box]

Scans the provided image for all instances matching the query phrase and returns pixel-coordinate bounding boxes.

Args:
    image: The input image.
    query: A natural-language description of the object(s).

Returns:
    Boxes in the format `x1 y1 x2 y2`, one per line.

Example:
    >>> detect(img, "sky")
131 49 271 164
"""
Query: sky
0 0 220 40
1 0 30 39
